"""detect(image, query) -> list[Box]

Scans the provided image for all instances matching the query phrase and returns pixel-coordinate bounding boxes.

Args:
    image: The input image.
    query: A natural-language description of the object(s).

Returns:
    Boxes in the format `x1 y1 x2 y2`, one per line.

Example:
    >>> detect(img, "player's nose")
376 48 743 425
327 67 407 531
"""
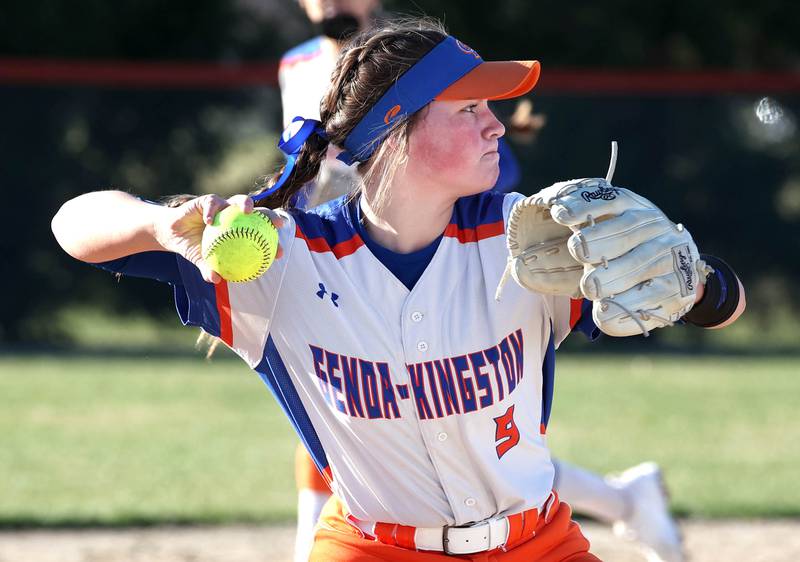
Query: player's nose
484 109 506 140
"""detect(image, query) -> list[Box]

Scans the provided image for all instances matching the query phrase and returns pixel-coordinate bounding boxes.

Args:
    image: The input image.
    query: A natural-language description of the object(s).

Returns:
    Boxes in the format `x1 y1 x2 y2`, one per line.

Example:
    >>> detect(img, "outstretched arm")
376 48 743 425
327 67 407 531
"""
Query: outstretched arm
52 190 258 283
53 190 170 262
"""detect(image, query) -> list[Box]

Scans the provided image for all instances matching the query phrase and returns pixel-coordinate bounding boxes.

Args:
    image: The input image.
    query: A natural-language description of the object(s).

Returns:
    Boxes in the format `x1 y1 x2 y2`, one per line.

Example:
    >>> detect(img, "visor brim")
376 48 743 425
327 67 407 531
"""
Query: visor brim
435 60 541 101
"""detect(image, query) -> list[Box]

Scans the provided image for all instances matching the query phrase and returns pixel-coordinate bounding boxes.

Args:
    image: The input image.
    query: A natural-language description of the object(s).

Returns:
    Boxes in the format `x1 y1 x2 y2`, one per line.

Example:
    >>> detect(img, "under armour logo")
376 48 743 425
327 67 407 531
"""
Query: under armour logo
316 283 340 308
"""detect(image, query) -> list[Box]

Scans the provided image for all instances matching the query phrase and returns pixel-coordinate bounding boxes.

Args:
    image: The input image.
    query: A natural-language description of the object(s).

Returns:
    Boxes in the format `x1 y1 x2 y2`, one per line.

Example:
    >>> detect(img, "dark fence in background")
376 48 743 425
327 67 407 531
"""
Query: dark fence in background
0 58 797 346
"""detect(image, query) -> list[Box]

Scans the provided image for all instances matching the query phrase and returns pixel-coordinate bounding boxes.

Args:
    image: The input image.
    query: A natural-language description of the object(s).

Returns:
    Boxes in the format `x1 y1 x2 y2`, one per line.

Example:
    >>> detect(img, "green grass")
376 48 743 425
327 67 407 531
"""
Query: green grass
0 354 295 527
1 353 798 527
546 355 800 519
52 306 200 351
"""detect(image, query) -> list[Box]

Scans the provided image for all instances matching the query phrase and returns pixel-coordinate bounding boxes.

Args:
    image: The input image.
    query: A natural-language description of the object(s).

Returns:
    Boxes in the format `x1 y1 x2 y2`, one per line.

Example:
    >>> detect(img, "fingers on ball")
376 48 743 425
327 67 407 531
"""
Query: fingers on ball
228 194 254 213
201 194 228 225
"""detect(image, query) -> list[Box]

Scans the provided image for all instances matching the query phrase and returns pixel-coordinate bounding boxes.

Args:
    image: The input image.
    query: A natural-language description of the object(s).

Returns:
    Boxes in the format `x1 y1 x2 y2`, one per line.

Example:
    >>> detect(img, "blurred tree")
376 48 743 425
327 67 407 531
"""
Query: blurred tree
0 0 298 342
383 0 799 69
0 0 798 345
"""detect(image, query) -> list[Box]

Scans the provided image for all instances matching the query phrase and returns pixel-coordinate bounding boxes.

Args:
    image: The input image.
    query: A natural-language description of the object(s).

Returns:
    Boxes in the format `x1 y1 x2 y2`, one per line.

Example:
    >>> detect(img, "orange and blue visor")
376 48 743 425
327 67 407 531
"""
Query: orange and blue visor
337 35 541 165
255 35 539 201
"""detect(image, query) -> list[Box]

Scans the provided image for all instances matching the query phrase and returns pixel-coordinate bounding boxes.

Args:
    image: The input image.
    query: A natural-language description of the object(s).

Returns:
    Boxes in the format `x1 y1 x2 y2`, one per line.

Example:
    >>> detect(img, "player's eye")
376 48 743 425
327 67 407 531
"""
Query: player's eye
463 103 479 114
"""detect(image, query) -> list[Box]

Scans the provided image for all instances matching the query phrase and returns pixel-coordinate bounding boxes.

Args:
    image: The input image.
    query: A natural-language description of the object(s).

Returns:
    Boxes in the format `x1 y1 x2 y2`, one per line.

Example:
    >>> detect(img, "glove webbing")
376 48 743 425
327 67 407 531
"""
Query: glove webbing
495 141 619 302
495 196 546 301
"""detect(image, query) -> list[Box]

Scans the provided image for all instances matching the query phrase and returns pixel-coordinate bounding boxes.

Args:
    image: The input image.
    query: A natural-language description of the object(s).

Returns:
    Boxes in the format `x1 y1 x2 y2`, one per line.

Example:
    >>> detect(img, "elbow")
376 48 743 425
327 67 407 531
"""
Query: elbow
51 190 159 263
51 198 94 263
51 201 74 256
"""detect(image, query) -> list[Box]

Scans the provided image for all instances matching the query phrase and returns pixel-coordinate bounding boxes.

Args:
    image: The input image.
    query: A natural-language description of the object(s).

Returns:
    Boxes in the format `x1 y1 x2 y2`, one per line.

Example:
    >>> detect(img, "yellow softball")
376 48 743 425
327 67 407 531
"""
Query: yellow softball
201 206 278 283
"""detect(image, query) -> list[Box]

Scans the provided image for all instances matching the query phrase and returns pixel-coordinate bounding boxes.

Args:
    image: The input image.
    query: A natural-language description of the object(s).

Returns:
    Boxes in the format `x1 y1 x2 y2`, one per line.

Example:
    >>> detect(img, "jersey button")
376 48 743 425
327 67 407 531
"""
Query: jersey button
464 497 477 507
437 432 448 442
416 341 429 352
411 311 424 322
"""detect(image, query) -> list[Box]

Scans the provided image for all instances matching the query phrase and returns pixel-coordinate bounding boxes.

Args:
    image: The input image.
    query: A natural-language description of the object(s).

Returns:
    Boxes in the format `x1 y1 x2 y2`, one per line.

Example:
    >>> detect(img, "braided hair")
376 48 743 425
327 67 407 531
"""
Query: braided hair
253 17 448 210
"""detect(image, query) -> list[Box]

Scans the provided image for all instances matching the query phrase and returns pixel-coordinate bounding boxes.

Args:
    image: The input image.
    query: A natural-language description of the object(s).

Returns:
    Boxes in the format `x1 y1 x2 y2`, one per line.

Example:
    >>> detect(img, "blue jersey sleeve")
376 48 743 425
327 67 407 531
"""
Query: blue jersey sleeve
573 299 602 341
94 251 182 285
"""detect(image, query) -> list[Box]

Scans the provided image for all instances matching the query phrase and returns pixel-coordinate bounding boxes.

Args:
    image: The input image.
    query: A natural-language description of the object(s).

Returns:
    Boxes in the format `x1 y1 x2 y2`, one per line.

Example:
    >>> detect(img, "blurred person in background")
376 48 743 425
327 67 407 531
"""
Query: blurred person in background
281 3 685 562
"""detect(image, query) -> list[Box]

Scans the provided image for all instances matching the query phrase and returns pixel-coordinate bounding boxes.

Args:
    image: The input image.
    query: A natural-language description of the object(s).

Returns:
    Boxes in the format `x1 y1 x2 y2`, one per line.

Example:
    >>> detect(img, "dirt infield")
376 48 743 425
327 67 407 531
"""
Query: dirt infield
1 520 798 561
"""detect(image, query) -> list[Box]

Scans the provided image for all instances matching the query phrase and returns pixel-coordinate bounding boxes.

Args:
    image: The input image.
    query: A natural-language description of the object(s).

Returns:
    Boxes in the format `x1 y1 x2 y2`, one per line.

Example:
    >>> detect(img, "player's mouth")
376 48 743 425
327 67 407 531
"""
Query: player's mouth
481 143 500 157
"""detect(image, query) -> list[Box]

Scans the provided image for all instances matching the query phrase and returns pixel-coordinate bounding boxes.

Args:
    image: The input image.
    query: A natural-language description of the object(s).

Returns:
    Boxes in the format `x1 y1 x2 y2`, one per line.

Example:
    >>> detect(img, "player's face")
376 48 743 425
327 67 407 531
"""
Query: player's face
406 100 506 197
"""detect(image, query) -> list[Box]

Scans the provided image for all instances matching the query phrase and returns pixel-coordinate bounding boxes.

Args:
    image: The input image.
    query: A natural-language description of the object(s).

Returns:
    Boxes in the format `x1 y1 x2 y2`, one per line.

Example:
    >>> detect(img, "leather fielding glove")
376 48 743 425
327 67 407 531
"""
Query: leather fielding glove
498 178 712 337
496 181 585 299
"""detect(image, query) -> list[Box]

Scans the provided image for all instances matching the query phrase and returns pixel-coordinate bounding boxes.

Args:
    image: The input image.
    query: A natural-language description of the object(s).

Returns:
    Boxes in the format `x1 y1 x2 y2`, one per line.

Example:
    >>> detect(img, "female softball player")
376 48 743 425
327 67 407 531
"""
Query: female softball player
53 17 745 562
282 6 690 562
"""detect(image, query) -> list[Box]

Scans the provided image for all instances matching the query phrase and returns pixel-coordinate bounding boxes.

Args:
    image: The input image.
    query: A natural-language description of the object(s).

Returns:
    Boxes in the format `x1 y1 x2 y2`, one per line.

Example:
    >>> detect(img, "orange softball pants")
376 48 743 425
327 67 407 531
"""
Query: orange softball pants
309 494 602 562
295 443 332 493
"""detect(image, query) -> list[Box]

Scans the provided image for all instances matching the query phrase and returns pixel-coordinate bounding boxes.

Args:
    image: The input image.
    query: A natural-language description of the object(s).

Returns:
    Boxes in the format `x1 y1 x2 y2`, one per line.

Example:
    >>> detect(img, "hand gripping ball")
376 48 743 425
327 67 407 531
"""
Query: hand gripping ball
201 207 278 283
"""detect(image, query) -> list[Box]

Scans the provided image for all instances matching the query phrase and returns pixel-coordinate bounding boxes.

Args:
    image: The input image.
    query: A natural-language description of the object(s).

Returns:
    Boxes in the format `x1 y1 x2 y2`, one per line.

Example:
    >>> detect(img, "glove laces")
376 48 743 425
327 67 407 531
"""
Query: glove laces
598 256 712 337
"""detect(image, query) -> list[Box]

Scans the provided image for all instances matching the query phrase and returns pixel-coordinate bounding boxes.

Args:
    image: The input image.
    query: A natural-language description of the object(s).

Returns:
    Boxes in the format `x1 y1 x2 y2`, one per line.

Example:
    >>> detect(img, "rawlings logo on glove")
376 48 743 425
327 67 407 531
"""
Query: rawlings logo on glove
497 144 712 337
580 185 619 202
673 245 696 295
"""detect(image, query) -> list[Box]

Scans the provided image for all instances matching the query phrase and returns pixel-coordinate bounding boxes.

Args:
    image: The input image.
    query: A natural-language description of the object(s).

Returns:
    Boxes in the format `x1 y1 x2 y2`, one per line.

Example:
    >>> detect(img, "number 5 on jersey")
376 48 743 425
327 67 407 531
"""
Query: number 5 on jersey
494 405 520 459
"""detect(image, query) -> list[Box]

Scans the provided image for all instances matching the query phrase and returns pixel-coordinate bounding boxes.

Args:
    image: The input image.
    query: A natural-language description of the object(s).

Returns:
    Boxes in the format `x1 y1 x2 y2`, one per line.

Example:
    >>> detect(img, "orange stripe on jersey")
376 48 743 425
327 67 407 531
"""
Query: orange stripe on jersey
443 219 505 243
295 225 365 259
539 423 547 435
331 236 364 259
214 281 233 346
569 298 584 328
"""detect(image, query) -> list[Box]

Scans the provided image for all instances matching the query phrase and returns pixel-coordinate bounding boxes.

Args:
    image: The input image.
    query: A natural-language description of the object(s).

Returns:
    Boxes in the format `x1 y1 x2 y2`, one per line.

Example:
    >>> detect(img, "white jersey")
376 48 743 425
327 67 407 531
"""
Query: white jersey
173 190 588 528
279 36 359 208
279 36 336 126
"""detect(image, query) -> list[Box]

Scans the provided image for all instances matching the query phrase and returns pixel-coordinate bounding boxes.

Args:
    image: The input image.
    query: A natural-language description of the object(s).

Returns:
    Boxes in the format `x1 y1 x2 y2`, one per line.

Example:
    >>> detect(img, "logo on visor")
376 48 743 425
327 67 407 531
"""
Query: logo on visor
456 40 480 59
384 104 402 124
